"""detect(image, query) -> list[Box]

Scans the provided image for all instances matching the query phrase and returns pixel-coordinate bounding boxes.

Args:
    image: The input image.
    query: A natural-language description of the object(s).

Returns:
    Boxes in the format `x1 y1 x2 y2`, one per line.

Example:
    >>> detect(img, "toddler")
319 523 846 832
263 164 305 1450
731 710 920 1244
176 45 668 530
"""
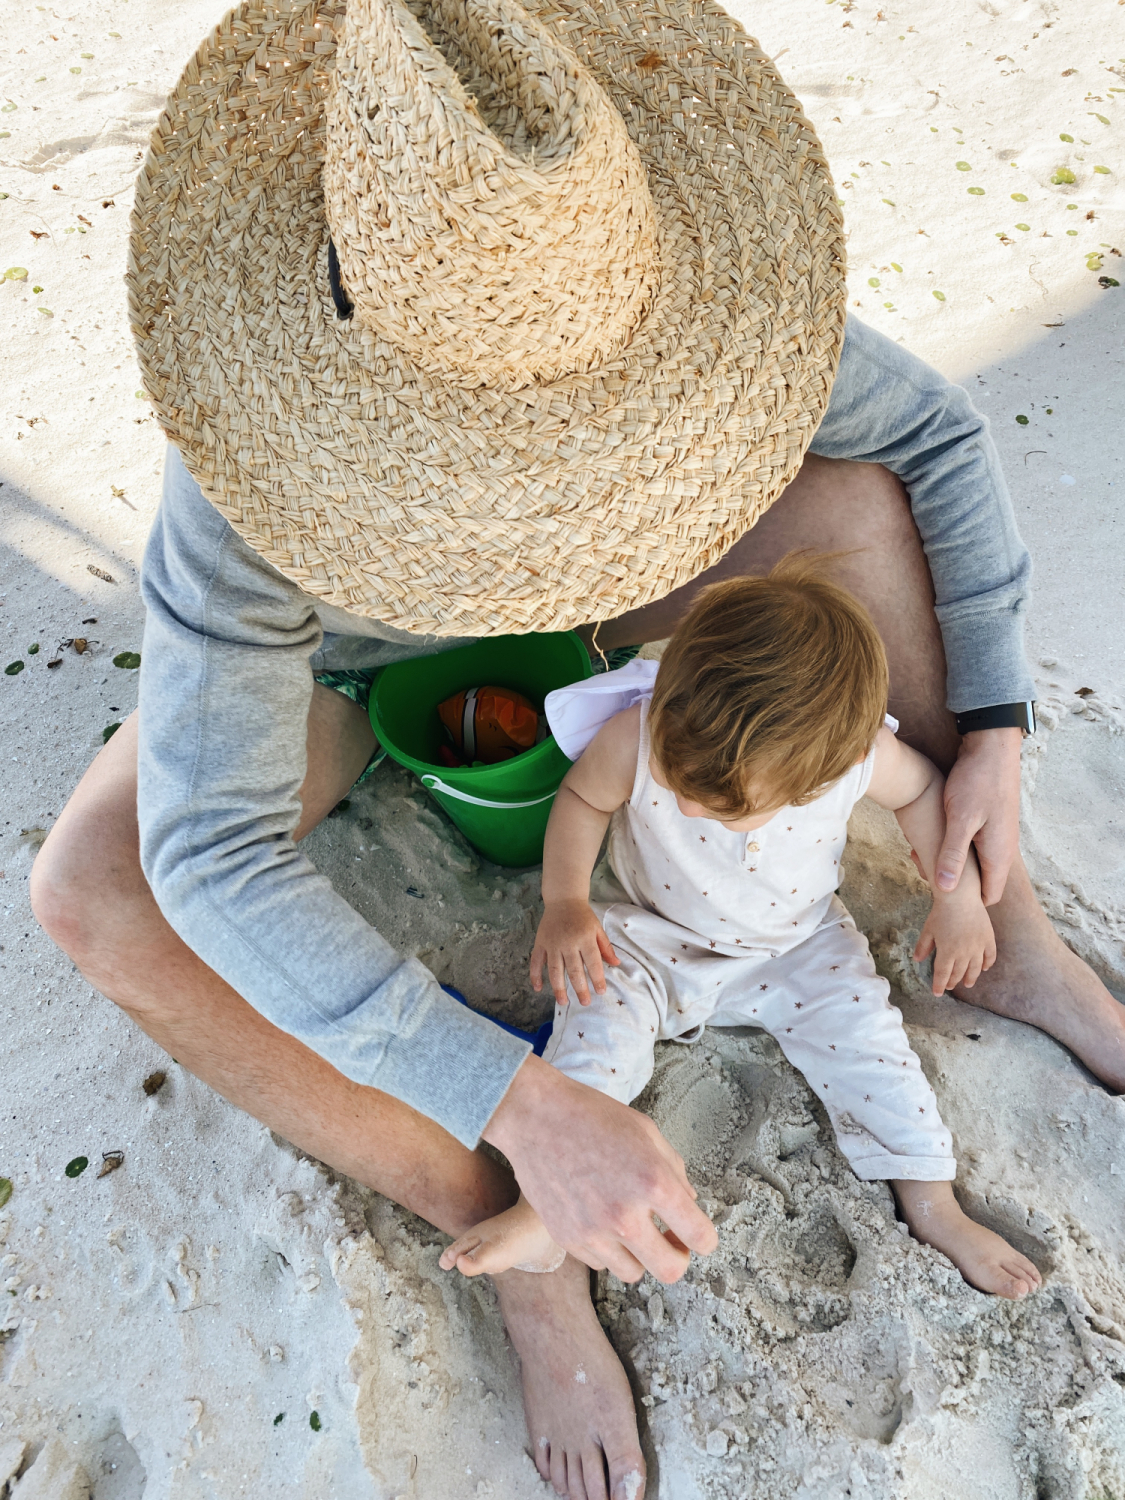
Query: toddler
440 557 1042 1299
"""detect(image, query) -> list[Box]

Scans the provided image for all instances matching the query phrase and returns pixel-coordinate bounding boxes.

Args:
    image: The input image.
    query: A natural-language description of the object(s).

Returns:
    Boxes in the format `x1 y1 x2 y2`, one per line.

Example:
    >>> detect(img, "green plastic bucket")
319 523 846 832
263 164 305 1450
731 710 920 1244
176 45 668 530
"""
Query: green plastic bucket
368 632 592 867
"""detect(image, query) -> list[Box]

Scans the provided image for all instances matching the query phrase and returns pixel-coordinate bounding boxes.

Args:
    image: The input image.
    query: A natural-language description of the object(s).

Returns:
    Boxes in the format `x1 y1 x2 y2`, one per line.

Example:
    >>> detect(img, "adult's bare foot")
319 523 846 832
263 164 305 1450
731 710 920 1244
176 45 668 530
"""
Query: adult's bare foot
494 1256 646 1500
951 864 1125 1091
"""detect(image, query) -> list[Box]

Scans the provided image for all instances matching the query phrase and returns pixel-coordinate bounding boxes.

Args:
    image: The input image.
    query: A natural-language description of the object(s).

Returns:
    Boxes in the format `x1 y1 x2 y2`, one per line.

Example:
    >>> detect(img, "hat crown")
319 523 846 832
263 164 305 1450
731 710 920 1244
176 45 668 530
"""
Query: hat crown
324 0 660 388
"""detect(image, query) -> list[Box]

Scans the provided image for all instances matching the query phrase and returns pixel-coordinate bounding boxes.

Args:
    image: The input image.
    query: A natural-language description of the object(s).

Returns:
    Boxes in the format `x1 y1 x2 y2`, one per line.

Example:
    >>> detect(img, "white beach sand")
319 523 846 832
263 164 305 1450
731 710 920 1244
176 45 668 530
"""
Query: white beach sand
1 0 1123 1494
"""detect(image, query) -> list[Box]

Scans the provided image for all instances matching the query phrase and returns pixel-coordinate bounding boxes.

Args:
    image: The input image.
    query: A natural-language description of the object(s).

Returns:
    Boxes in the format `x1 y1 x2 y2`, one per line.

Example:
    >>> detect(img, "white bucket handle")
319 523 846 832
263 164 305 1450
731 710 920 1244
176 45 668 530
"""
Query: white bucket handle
421 774 558 811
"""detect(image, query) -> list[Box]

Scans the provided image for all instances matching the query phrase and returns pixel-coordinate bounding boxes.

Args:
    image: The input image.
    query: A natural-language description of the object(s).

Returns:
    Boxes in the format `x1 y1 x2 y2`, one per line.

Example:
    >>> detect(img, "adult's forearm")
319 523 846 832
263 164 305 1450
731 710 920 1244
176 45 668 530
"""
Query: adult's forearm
810 317 1036 712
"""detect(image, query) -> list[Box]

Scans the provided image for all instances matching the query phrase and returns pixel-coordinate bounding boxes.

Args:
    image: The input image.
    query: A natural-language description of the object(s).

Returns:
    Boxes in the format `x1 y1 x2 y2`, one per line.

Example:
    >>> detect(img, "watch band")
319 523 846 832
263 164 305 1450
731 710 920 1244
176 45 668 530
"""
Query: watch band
954 701 1037 736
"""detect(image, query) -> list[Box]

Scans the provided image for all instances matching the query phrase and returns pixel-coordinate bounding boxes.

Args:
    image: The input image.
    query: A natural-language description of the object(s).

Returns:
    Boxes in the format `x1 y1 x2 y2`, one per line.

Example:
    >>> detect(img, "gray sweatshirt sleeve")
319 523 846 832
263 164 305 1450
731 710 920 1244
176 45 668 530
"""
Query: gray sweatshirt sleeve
136 449 529 1148
809 316 1035 712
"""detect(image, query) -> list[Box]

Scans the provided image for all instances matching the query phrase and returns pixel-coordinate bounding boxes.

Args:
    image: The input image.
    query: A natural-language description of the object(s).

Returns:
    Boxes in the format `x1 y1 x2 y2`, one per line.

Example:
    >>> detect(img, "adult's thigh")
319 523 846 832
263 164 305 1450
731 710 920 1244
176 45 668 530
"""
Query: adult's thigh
31 683 376 967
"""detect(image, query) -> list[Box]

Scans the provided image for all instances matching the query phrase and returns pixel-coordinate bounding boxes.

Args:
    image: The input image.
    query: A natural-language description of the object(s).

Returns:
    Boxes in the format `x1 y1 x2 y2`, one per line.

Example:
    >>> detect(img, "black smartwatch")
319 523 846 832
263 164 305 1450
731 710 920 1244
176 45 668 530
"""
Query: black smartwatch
954 701 1037 737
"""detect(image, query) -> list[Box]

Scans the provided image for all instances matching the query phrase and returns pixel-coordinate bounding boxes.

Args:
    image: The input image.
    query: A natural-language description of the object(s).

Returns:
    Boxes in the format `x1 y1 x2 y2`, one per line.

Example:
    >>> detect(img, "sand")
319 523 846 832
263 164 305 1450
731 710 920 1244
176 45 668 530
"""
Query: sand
1 0 1123 1494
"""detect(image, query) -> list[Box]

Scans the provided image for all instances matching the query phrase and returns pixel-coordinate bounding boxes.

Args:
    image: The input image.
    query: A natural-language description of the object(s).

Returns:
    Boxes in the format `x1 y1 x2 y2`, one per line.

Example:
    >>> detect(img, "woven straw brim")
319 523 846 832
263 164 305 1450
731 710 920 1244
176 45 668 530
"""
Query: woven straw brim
128 0 846 636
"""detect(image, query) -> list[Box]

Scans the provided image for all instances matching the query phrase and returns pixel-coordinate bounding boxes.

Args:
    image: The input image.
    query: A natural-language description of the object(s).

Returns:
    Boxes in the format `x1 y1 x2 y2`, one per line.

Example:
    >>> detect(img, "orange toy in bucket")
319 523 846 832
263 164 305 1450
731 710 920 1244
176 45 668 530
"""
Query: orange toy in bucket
437 686 545 766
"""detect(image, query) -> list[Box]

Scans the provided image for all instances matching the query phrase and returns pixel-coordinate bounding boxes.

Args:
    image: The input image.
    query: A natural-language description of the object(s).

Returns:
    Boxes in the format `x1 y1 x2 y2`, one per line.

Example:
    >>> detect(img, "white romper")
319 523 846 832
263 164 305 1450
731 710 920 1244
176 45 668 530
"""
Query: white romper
542 668 954 1183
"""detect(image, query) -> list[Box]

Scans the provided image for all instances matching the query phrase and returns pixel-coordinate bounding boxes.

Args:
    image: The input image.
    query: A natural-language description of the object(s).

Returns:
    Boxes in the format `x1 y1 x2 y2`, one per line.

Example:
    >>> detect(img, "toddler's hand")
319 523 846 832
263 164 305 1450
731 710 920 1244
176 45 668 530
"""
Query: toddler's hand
531 900 620 1006
913 891 997 995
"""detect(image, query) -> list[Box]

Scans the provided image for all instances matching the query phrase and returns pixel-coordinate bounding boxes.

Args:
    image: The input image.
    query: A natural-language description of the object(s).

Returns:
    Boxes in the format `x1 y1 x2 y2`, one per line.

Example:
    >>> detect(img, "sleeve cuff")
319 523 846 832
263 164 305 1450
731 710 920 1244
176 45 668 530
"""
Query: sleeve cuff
332 978 532 1148
935 594 1037 715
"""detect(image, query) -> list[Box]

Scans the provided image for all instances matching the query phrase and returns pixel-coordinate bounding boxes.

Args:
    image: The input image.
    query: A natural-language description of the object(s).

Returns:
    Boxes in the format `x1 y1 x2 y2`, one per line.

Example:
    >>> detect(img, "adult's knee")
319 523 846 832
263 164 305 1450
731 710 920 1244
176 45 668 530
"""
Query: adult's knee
30 798 145 971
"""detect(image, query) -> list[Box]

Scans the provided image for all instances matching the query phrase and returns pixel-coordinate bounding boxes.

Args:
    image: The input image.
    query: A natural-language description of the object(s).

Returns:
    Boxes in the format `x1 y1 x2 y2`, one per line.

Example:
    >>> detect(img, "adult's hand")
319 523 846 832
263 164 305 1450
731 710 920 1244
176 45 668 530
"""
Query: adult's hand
482 1055 718 1283
934 726 1023 906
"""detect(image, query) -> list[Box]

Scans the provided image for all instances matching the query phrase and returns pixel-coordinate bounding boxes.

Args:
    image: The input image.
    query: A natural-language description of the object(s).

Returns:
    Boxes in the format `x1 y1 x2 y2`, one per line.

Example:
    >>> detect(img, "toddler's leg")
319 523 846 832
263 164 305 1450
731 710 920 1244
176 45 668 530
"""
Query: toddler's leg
441 921 667 1278
714 911 1040 1298
893 1180 1041 1299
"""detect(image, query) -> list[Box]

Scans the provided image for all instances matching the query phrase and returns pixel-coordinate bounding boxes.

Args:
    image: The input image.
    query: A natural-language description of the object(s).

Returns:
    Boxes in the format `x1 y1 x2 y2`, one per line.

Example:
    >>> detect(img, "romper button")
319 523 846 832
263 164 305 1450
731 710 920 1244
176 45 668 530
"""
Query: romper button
747 842 760 853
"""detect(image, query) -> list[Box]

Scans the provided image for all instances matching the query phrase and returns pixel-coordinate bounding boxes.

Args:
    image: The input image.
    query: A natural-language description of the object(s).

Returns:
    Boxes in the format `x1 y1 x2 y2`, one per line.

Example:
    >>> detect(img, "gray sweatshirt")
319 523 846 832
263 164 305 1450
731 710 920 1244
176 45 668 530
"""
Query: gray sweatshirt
137 316 1034 1147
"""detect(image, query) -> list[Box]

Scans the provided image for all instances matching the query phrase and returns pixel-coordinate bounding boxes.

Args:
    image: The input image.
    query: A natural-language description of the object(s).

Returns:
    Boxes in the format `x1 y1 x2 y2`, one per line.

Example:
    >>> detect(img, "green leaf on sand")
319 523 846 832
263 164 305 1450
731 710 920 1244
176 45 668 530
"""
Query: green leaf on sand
1016 223 1031 231
955 161 971 171
0 1178 12 1209
3 267 28 281
1011 193 1028 202
102 722 122 743
273 1413 285 1427
968 187 984 195
113 651 141 670
65 1156 89 1178
1093 166 1110 174
1086 254 1104 271
38 308 53 317
27 643 39 654
890 262 902 272
5 661 24 676
1015 414 1030 425
1088 113 1110 126
309 1412 322 1432
868 277 880 288
1050 168 1076 185
1059 133 1074 143
932 290 946 302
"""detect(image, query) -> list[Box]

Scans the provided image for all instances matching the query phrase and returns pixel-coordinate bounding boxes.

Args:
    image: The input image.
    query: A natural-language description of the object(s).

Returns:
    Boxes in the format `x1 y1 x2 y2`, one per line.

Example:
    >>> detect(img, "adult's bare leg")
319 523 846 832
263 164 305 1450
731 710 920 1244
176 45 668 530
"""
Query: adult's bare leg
31 688 646 1500
594 454 1125 1088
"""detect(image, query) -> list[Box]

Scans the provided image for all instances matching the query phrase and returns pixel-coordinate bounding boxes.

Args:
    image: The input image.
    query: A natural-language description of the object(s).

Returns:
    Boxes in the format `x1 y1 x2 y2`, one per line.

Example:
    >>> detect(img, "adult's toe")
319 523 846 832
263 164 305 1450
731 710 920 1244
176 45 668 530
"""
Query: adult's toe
580 1446 610 1500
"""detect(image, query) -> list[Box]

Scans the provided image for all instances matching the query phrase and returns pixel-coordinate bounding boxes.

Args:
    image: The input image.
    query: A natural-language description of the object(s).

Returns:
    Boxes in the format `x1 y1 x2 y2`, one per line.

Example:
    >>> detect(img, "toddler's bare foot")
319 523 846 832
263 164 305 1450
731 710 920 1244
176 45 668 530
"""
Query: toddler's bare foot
894 1179 1042 1300
439 1193 566 1277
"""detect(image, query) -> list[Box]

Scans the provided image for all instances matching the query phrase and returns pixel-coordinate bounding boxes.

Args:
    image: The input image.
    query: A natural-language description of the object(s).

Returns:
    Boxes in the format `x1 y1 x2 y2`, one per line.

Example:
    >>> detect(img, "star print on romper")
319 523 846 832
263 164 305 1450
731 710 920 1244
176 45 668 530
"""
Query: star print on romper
699 835 707 843
759 983 768 990
709 940 717 949
578 1031 585 1039
829 965 840 971
918 1106 925 1113
794 1001 803 1010
852 995 861 1002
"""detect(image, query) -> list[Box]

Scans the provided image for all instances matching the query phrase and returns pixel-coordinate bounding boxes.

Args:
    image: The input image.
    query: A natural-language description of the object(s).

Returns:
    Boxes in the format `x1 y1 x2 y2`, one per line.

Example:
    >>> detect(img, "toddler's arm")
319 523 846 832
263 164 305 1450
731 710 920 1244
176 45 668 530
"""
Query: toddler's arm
865 727 996 994
531 706 640 1005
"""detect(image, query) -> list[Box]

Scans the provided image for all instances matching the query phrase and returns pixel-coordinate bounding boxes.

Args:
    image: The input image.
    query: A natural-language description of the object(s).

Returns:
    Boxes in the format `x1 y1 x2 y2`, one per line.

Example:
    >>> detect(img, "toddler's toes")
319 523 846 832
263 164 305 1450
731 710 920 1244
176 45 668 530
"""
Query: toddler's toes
439 1232 482 1272
986 1252 1041 1300
1000 1253 1042 1299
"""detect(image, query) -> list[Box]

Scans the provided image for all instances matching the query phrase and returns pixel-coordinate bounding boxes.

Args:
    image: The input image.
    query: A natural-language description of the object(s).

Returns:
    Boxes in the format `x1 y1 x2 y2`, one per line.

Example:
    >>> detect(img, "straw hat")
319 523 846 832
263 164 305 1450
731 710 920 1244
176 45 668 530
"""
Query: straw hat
128 0 845 636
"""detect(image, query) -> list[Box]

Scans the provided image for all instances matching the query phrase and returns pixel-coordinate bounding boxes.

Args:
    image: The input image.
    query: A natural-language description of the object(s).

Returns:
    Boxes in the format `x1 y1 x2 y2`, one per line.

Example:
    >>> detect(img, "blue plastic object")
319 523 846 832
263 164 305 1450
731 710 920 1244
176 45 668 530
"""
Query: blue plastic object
442 985 553 1057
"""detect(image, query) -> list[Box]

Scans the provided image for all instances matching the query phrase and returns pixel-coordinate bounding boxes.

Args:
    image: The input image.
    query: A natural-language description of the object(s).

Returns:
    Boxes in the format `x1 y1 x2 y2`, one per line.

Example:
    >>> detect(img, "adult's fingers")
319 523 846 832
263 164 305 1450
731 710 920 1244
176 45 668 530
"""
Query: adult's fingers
976 847 1013 907
935 812 978 893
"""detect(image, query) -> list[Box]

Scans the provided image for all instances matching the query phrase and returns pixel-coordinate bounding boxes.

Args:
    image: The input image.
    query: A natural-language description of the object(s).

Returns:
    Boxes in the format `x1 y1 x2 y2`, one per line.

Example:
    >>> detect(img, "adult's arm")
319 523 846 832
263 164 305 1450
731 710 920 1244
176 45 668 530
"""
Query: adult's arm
811 317 1035 901
810 315 1035 714
136 447 530 1147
